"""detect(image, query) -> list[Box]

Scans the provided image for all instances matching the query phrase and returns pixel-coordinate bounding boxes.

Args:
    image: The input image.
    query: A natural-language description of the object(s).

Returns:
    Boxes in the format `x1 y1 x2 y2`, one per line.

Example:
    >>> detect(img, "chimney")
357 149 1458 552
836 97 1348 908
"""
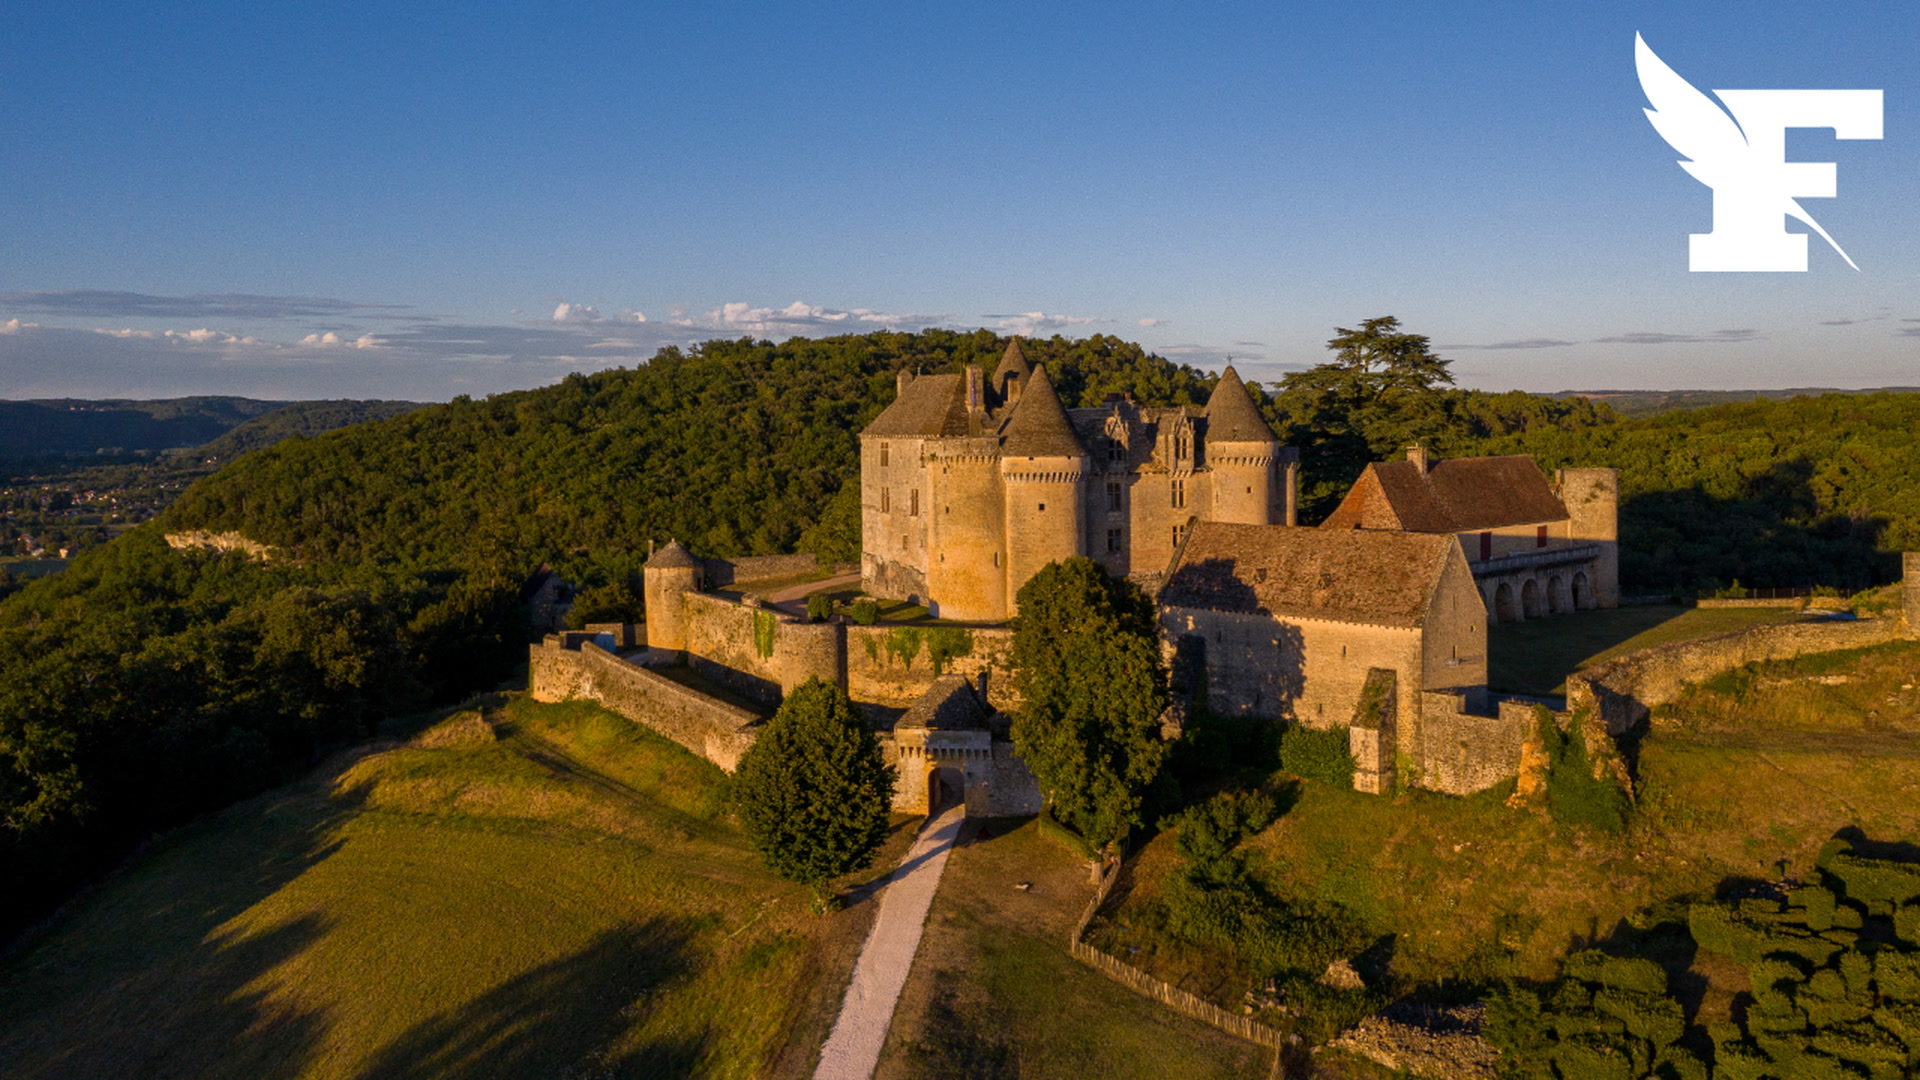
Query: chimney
976 670 990 703
966 364 983 411
1406 445 1429 474
897 369 914 397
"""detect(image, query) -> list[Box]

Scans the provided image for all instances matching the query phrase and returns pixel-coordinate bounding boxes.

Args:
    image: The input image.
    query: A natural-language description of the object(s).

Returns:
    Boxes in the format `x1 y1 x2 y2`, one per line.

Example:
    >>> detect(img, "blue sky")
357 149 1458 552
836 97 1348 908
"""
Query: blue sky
3 1 1916 400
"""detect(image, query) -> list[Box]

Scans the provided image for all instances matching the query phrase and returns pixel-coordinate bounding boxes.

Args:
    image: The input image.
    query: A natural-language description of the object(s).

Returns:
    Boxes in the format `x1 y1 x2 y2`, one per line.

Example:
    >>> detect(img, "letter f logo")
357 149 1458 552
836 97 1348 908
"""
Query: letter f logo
1636 33 1881 271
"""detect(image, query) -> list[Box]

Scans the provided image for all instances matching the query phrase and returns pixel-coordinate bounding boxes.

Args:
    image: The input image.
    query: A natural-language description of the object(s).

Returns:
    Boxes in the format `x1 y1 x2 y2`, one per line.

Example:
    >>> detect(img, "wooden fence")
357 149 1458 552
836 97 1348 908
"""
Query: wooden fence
1069 858 1288 1073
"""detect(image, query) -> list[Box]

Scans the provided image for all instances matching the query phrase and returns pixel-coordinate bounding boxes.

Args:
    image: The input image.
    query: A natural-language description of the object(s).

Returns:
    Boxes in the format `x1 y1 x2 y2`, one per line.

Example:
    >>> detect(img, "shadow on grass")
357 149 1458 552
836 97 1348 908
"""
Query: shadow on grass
0 783 366 1079
356 918 709 1080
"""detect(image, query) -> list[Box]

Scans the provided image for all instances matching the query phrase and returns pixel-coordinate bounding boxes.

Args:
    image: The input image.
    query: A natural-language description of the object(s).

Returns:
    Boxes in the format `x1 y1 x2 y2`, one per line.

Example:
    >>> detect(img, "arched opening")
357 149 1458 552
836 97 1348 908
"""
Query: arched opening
927 765 965 816
1547 575 1569 614
1572 571 1594 610
1521 578 1544 619
1494 582 1521 623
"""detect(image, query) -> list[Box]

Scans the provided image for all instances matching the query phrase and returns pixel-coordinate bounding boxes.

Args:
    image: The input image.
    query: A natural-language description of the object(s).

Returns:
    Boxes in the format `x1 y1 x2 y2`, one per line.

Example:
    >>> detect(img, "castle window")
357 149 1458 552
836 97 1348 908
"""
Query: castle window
1106 481 1122 512
1536 525 1548 548
993 552 1000 567
881 489 891 513
1171 479 1186 509
901 535 909 550
1175 433 1190 460
1172 523 1186 548
1479 531 1492 560
1108 440 1124 463
1038 502 1046 512
880 443 889 468
911 489 920 517
1106 528 1122 553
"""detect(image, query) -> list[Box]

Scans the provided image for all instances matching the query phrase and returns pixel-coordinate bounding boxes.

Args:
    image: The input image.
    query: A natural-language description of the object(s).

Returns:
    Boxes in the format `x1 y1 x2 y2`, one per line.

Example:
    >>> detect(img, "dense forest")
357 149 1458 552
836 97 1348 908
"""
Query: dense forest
2 326 1917 934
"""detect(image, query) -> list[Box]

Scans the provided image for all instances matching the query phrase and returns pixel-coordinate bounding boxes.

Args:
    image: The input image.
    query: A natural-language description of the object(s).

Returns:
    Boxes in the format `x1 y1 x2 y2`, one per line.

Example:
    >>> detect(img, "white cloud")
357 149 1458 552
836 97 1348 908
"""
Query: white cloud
1139 317 1168 327
552 302 603 323
0 318 37 334
686 300 947 336
94 327 266 346
299 331 381 349
983 311 1105 336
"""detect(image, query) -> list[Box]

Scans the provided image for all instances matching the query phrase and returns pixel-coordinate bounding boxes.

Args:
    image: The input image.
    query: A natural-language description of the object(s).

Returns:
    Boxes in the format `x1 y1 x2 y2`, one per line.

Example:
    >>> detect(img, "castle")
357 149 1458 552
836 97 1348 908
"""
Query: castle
533 344 1659 811
860 340 1299 621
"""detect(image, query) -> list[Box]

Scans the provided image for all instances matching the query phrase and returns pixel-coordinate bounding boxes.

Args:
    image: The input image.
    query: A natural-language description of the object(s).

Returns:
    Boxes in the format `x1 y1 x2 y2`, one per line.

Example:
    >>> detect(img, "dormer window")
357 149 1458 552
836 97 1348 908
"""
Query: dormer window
1108 440 1125 463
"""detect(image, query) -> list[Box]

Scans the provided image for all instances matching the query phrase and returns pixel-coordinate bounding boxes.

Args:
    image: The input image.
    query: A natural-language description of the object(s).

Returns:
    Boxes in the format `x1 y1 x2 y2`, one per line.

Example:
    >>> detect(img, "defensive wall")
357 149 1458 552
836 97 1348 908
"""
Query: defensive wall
701 553 857 587
529 635 760 770
1568 614 1911 735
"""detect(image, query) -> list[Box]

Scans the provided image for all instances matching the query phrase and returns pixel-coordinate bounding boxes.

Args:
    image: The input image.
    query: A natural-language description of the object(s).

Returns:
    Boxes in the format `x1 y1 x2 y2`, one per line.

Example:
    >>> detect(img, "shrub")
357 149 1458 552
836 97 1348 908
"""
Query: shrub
848 597 880 625
1173 788 1278 863
1538 710 1630 833
562 579 641 629
804 592 833 622
1277 724 1355 787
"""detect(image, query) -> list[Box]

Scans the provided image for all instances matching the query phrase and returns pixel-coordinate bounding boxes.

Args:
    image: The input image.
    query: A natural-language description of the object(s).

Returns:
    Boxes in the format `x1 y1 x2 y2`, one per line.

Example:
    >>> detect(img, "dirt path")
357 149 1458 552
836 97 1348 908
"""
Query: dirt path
813 806 965 1080
763 571 861 618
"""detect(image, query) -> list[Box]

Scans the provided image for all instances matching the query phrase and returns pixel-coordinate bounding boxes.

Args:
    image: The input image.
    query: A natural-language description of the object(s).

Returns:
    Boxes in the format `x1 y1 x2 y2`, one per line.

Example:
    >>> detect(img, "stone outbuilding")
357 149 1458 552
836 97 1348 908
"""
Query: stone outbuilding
1158 522 1488 794
882 674 1042 817
1320 448 1619 621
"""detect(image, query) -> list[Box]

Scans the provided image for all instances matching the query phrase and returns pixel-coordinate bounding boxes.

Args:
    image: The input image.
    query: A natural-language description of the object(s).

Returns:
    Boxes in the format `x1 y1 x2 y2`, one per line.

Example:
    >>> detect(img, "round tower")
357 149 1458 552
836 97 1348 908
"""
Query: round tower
1202 365 1282 525
643 539 702 662
998 364 1087 614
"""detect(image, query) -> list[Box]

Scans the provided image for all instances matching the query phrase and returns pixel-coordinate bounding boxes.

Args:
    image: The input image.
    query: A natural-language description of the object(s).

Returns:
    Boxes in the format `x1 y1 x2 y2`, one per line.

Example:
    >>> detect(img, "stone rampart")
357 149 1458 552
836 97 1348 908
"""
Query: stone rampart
528 636 759 771
703 553 824 587
1417 692 1536 796
681 592 843 703
1568 615 1908 734
846 624 1017 707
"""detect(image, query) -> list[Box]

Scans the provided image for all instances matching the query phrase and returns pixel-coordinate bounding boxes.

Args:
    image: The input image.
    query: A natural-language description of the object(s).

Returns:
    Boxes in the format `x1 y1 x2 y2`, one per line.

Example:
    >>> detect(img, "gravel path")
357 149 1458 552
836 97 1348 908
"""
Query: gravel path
813 806 966 1080
765 571 862 617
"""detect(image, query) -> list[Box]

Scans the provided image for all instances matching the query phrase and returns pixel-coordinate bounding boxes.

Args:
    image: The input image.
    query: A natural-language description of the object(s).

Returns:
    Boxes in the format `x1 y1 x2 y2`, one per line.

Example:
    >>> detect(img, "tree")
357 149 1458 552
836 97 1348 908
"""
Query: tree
1273 316 1457 519
732 677 895 908
1008 558 1170 852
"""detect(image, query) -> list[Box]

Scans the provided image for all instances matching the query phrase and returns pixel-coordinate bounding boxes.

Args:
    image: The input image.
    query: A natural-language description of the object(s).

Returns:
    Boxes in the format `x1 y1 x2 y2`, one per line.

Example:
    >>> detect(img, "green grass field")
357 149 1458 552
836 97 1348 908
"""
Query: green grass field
875 817 1271 1080
1091 637 1920 1035
0 697 891 1079
1486 604 1811 696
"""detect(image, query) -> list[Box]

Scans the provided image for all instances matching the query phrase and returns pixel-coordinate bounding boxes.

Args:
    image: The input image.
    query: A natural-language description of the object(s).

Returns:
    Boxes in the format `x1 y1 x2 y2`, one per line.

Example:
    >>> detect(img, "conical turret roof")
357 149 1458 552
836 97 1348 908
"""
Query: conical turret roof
1203 365 1278 443
646 539 700 569
1000 364 1085 457
991 338 1032 397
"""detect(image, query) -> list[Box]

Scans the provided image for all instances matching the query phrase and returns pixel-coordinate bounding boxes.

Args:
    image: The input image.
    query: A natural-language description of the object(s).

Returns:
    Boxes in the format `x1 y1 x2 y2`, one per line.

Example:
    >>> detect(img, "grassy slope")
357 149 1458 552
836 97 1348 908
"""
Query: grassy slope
1486 604 1811 696
0 697 892 1080
1093 638 1920 1026
875 817 1269 1080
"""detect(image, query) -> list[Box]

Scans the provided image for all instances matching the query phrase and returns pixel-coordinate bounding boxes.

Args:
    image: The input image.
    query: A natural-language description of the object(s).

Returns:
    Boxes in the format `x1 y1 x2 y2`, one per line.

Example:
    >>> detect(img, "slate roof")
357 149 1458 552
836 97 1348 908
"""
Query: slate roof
1320 455 1569 533
999 364 1086 457
646 539 700 569
860 373 974 438
1202 365 1279 444
991 339 1032 398
1161 522 1452 628
897 674 991 730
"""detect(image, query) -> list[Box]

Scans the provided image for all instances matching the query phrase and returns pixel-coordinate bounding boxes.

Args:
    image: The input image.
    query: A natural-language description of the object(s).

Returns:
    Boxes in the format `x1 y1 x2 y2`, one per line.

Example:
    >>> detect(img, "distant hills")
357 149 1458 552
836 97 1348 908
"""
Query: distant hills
1553 387 1920 419
0 397 424 460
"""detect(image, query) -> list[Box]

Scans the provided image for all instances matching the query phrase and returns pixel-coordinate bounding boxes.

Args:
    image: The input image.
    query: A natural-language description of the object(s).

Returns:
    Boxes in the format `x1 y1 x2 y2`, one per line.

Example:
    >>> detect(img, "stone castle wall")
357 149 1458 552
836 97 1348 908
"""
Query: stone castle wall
702 553 824 587
845 624 1016 707
1568 615 1909 735
1417 692 1536 796
528 637 760 771
681 592 843 704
